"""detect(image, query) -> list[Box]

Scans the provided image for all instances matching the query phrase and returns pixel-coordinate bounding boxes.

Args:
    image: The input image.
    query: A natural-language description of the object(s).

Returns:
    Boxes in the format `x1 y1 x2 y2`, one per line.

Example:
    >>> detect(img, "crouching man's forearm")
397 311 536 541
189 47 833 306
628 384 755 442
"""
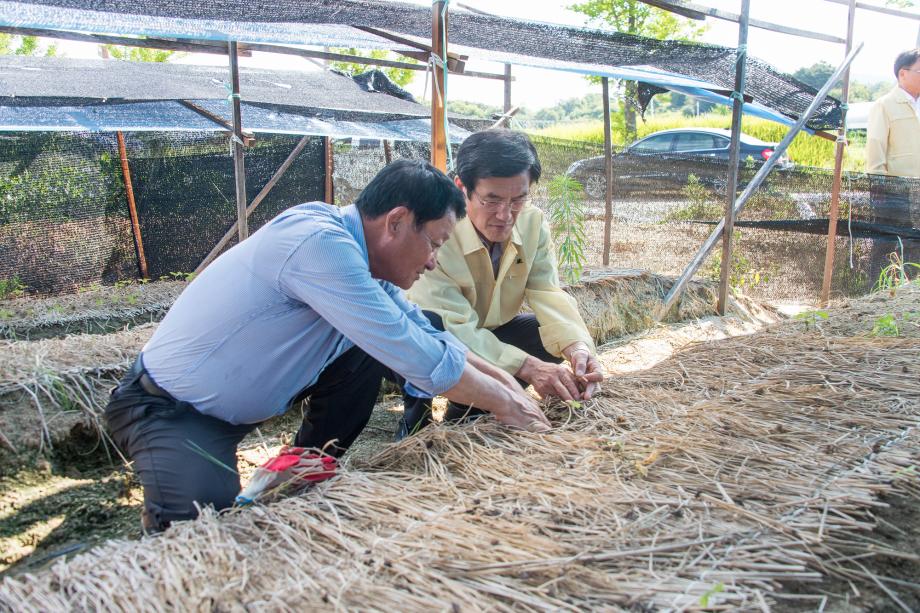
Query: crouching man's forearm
442 356 550 433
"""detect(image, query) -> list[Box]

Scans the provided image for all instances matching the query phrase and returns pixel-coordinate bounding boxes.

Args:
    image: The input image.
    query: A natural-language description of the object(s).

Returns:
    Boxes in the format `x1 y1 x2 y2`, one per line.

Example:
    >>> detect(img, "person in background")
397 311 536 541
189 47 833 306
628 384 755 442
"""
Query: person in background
866 48 920 178
865 49 920 283
398 129 604 439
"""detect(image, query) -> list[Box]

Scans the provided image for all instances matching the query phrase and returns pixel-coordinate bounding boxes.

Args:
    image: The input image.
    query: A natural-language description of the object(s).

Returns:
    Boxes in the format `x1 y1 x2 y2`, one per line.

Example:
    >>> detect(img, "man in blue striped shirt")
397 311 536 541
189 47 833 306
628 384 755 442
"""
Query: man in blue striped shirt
105 159 549 532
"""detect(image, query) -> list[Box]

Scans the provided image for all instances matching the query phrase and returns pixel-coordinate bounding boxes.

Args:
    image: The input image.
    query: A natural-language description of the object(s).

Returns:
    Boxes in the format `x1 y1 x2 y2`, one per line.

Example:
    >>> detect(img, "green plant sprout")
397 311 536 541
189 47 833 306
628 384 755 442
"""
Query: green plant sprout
871 314 899 337
547 174 588 285
794 309 829 331
873 252 920 294
699 582 725 607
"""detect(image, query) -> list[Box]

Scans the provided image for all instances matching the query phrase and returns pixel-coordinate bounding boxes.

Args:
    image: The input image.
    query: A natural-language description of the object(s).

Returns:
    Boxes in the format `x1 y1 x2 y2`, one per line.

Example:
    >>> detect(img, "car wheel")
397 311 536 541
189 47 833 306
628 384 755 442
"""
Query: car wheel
584 174 607 199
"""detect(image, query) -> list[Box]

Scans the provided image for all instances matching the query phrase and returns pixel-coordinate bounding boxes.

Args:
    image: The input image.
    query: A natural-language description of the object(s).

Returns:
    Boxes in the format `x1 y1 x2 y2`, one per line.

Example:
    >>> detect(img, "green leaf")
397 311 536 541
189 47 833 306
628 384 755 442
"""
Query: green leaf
699 582 725 607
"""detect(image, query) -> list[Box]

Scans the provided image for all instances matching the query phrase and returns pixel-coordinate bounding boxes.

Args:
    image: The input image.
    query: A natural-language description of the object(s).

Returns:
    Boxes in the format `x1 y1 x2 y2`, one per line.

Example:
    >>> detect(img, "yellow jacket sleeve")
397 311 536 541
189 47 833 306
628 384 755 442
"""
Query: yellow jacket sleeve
524 219 596 358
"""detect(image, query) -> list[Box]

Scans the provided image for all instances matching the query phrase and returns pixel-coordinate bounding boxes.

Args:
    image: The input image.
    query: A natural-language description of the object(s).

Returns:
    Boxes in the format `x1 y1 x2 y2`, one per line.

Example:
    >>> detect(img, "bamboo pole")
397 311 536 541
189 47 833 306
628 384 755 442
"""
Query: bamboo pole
820 0 857 306
195 135 311 274
601 77 613 267
228 41 248 242
430 1 448 172
717 0 750 315
115 131 148 279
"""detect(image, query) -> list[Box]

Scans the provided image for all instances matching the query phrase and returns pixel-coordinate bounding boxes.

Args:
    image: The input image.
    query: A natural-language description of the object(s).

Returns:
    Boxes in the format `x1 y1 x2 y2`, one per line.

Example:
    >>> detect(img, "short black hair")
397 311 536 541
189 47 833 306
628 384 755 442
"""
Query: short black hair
456 129 542 192
355 159 466 226
895 48 920 78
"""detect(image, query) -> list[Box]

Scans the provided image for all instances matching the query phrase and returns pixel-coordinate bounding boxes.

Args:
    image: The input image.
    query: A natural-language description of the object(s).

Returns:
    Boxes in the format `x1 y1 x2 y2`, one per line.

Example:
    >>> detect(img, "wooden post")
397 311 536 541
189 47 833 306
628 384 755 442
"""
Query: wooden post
229 41 248 242
717 0 750 315
601 77 613 267
116 131 148 279
820 0 856 306
324 136 335 205
383 139 393 165
503 64 512 113
430 1 448 171
196 136 312 274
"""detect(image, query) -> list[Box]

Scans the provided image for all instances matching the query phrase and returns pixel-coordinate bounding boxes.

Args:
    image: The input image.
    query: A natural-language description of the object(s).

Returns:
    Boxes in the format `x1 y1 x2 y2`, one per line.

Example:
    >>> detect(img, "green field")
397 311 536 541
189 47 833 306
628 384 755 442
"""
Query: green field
529 112 866 172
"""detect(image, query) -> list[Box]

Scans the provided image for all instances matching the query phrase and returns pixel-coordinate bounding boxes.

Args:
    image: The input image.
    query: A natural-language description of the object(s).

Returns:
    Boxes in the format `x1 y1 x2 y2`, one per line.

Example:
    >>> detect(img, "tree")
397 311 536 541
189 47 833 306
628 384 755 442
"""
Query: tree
0 34 58 56
569 0 706 141
792 61 835 90
102 45 179 62
328 48 417 87
447 100 502 119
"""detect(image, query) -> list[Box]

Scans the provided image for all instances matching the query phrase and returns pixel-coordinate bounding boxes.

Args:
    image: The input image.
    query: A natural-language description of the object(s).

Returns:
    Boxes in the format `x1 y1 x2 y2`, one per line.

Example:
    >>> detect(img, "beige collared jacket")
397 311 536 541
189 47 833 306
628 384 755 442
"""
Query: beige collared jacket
866 87 920 178
407 206 595 375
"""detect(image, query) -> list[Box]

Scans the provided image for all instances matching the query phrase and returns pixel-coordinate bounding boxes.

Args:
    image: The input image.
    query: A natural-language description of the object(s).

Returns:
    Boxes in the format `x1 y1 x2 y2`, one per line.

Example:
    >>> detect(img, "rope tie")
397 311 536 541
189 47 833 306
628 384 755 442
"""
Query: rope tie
224 83 242 103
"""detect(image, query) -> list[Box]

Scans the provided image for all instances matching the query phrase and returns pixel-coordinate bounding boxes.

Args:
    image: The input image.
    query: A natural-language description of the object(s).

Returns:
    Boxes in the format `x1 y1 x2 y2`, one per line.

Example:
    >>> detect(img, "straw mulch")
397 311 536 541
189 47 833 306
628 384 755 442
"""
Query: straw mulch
0 324 154 452
0 271 774 454
2 287 917 611
564 268 778 344
811 281 920 338
0 281 185 341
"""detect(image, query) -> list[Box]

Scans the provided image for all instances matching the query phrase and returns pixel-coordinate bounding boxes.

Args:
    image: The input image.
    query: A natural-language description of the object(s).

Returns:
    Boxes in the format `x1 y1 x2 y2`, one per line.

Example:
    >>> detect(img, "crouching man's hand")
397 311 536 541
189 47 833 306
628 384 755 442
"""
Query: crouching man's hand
516 354 589 402
489 385 550 433
443 357 551 433
563 342 604 400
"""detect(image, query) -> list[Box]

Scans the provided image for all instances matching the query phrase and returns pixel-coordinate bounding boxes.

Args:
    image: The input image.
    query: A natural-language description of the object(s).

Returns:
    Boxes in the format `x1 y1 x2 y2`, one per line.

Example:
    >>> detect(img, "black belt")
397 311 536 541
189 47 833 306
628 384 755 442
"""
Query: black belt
132 354 174 400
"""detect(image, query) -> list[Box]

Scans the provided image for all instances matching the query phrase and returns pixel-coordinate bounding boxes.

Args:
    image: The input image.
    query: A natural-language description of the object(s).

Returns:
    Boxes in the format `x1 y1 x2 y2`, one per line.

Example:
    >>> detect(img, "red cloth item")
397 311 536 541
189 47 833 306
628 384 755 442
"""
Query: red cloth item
236 446 337 505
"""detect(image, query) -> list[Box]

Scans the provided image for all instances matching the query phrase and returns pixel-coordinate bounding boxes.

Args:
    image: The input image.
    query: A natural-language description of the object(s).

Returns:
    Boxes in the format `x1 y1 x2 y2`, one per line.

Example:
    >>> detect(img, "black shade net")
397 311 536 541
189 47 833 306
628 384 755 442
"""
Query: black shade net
1 130 916 301
0 131 326 292
5 0 843 130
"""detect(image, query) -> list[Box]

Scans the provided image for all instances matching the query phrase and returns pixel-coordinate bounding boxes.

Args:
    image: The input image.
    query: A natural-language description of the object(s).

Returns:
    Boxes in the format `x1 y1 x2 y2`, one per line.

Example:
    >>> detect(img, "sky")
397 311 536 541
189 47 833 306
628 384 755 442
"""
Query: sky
33 0 920 111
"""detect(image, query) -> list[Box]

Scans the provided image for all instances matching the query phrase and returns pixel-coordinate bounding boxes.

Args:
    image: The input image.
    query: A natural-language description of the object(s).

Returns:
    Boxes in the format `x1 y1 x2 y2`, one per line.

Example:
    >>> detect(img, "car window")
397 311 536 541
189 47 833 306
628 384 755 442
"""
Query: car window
673 132 718 152
631 134 673 153
713 135 730 149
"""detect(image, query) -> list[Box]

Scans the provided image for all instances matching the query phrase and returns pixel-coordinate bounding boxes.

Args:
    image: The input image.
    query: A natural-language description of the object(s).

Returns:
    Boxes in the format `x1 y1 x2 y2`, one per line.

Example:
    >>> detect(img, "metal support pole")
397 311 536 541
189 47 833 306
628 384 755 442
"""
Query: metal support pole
228 41 248 242
658 43 863 319
820 0 857 305
601 77 613 267
430 1 448 171
503 64 512 113
717 0 750 315
324 136 335 205
116 131 148 279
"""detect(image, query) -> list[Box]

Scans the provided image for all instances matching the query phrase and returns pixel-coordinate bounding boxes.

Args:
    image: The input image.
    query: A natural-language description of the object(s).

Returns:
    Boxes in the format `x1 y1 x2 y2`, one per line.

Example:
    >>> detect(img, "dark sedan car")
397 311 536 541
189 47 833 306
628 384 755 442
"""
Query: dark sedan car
566 128 793 200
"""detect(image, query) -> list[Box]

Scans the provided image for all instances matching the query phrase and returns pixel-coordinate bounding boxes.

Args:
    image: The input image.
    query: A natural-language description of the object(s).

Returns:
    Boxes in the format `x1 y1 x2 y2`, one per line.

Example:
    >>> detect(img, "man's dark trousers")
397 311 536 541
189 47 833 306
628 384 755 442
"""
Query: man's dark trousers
105 346 388 532
400 311 560 437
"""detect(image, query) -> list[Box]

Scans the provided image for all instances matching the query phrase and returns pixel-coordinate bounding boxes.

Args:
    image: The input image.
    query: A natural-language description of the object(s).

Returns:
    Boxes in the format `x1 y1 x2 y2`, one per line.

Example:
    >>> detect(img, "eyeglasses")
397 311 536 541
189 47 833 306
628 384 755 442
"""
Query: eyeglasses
471 190 530 212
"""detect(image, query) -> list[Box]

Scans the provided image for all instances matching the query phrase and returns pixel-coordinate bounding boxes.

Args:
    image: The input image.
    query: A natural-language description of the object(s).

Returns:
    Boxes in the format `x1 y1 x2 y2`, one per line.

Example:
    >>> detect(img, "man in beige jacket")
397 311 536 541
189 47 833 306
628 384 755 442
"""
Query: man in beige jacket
866 48 920 178
865 49 920 282
398 129 604 438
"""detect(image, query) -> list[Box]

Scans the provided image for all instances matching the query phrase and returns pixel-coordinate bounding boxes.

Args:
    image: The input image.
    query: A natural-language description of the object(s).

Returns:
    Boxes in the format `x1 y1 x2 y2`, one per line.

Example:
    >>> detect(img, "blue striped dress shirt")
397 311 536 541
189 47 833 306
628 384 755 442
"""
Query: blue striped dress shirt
141 202 467 425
